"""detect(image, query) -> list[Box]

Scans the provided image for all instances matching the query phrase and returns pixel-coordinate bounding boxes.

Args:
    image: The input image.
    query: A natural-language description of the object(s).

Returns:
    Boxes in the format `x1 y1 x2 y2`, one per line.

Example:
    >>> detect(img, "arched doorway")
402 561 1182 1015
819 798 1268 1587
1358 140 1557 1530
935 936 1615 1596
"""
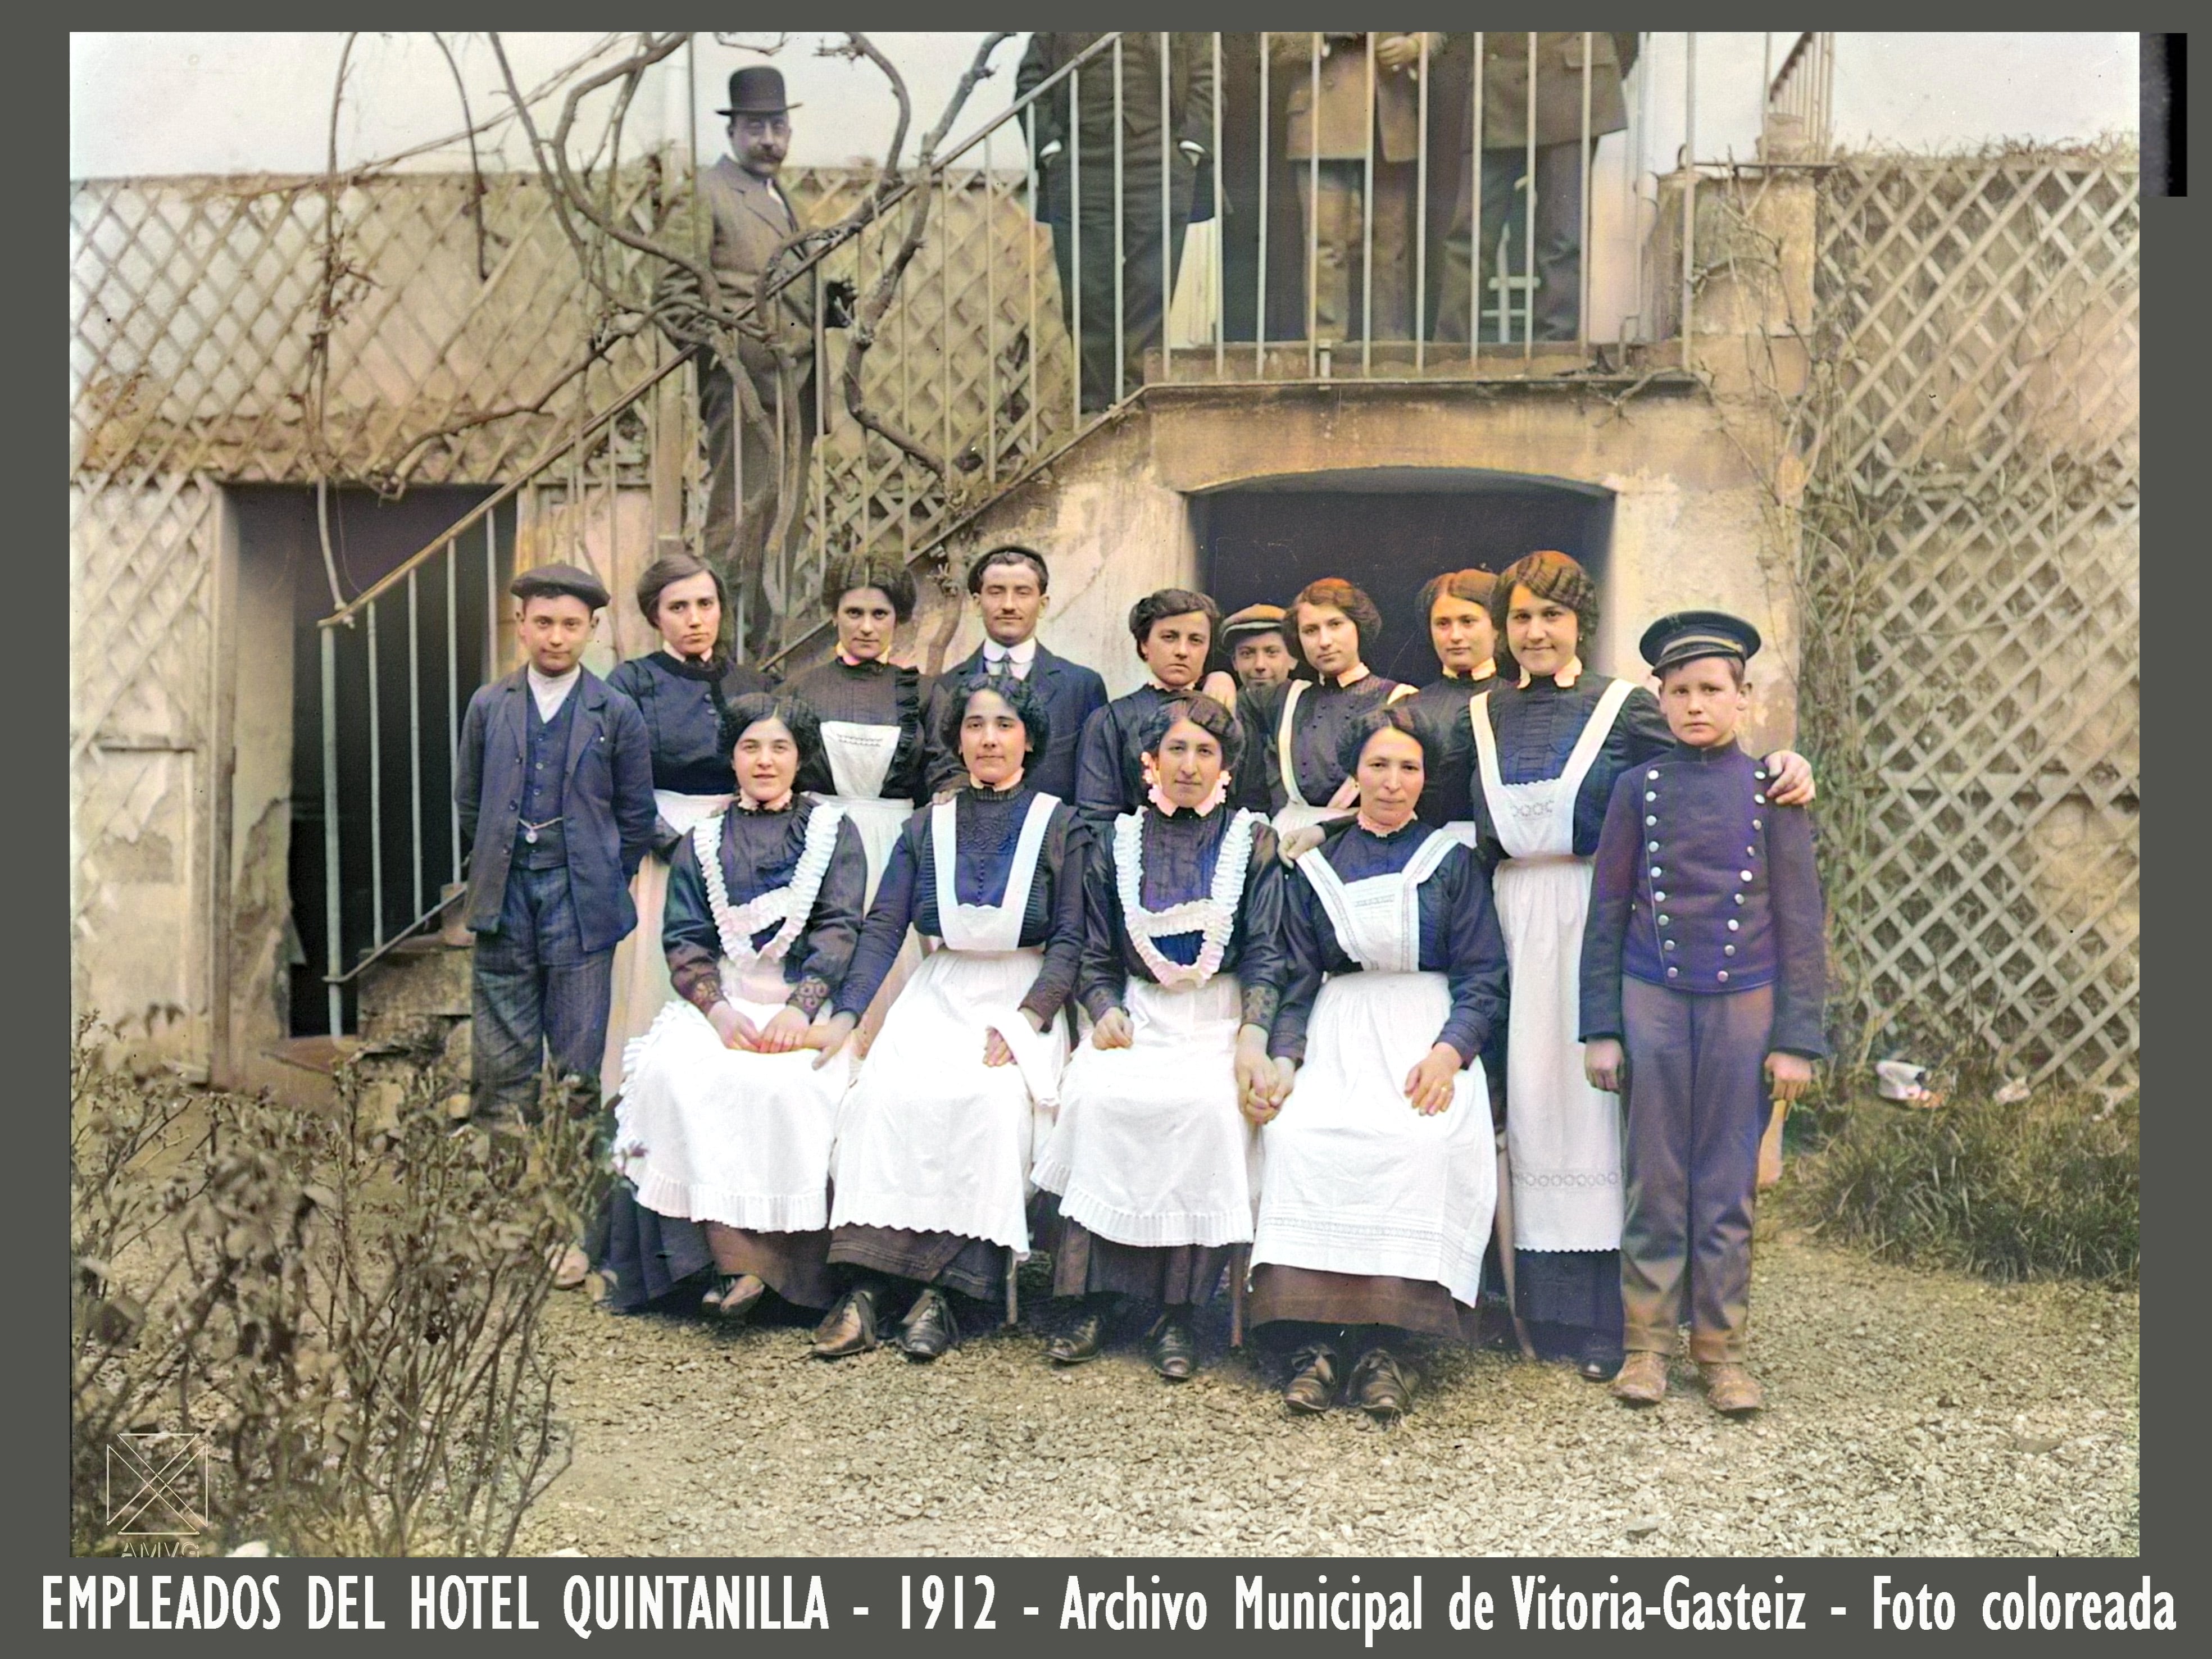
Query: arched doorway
1196 467 1614 685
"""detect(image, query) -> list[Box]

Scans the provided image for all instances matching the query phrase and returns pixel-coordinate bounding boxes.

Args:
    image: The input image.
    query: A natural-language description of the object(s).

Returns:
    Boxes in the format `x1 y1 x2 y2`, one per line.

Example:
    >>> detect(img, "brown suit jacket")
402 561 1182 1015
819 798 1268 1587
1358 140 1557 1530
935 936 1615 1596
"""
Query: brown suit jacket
682 156 815 375
1274 32 1442 164
1474 31 1637 150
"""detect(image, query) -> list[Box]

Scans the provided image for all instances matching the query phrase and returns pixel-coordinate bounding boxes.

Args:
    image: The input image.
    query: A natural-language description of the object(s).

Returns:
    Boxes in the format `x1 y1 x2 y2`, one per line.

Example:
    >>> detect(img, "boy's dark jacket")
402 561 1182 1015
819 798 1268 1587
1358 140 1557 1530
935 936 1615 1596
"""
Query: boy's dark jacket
455 666 657 953
1579 741 1828 1058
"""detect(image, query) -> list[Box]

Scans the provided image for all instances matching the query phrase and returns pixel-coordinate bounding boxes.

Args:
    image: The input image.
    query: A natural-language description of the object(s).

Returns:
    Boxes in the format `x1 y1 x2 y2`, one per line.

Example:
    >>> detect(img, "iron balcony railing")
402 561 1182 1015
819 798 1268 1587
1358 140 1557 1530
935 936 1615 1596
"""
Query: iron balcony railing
309 29 1822 1031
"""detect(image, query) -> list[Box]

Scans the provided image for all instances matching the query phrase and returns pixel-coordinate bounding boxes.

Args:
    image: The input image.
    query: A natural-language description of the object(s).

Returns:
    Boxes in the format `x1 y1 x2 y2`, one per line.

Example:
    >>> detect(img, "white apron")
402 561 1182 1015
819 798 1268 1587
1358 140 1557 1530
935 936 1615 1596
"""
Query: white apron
816 718 924 1050
601 788 733 1100
828 792 1069 1254
1248 830 1498 1305
1269 680 1355 839
1470 678 1636 1253
613 802 853 1232
1032 809 1265 1248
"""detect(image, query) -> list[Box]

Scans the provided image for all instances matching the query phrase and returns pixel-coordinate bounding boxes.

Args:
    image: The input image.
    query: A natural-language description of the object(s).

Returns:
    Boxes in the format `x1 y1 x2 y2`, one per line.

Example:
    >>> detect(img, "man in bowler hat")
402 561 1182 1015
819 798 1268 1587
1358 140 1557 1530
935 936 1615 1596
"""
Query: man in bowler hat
657 67 844 662
455 563 657 1122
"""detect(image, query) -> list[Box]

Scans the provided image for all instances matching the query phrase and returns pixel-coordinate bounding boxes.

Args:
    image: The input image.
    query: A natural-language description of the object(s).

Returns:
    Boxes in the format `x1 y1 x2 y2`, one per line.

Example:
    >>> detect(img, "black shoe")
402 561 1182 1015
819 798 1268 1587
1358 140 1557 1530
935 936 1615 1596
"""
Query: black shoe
1148 1312 1198 1381
897 1287 960 1361
1349 1346 1415 1420
1046 1303 1110 1365
1283 1344 1341 1413
1578 1334 1625 1382
811 1284 881 1358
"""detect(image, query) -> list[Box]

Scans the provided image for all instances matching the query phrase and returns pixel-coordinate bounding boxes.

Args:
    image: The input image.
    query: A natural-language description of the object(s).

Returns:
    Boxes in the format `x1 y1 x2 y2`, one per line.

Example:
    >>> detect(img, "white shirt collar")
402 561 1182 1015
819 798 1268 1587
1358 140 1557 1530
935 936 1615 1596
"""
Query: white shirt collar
526 662 582 721
1516 654 1583 690
1327 663 1371 690
982 636 1039 678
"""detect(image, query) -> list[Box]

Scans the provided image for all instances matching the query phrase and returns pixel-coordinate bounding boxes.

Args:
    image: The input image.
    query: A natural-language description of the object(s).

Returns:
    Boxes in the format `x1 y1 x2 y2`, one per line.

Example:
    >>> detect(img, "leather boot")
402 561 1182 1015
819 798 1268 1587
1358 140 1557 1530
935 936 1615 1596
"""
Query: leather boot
1282 1343 1341 1413
1148 1311 1198 1381
1700 1361 1765 1415
1348 1346 1416 1420
1610 1349 1669 1405
811 1283 881 1359
897 1287 960 1360
1046 1300 1110 1365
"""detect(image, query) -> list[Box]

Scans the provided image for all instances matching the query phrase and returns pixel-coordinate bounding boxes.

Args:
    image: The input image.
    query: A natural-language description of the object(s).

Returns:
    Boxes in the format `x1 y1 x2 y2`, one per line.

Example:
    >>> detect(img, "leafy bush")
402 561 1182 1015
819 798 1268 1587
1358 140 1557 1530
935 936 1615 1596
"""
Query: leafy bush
70 1020 606 1555
1778 1084 2138 1285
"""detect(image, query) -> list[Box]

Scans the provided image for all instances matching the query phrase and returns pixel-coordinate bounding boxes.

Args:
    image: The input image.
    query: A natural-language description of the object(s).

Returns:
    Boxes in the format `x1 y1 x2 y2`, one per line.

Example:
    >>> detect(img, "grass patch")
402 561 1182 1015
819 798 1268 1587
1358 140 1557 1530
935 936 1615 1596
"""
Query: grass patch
1778 1085 2138 1285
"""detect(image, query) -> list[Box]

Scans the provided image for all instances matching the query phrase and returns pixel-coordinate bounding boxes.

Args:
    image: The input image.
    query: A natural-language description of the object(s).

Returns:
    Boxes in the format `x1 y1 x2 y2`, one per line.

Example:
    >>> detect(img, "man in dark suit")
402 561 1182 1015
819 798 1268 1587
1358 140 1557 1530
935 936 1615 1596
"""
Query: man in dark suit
656 66 825 662
1018 33 1215 412
456 563 657 1122
1433 31 1639 344
923 545 1109 803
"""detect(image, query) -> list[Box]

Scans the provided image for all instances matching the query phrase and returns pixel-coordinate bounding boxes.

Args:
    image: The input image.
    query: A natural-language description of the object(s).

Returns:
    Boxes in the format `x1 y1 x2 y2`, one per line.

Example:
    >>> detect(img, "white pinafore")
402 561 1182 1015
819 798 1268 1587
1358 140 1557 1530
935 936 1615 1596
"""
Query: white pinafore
815 719 914 905
1270 680 1355 839
1469 678 1637 1253
1032 809 1265 1249
612 802 854 1233
828 793 1071 1255
601 788 733 1099
1247 830 1498 1307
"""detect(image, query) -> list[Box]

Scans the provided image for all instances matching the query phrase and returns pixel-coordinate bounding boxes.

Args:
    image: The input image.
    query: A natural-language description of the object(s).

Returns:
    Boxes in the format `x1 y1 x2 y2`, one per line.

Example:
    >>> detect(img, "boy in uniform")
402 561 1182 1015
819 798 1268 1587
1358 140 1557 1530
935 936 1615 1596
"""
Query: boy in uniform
455 563 657 1122
1578 612 1826 1414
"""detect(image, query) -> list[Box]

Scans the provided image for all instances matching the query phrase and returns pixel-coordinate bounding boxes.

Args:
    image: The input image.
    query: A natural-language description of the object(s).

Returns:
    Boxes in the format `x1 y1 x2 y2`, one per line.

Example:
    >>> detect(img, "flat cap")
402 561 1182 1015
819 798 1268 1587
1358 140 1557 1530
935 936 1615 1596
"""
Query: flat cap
510 562 611 611
1639 608 1761 675
1221 602 1290 639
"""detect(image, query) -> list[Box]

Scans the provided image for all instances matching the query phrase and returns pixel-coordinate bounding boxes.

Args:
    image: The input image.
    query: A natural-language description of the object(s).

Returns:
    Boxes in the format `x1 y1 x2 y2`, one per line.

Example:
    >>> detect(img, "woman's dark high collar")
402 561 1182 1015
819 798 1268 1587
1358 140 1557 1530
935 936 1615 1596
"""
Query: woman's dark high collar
962 779 1028 803
657 649 729 683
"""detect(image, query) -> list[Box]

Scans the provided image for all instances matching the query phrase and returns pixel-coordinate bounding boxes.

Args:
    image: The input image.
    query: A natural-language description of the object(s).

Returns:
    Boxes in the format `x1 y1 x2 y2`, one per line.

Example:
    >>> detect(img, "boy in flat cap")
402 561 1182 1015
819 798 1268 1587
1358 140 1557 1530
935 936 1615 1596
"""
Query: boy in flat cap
1578 611 1826 1415
455 563 658 1123
1221 603 1300 690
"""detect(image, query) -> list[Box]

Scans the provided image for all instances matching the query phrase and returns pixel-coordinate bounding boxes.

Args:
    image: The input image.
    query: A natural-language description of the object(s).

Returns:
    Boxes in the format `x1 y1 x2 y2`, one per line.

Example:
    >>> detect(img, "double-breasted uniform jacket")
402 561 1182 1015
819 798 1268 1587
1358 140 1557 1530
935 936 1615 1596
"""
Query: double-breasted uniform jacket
1272 32 1445 163
1463 31 1637 149
1578 742 1829 1058
455 667 657 954
923 641 1110 804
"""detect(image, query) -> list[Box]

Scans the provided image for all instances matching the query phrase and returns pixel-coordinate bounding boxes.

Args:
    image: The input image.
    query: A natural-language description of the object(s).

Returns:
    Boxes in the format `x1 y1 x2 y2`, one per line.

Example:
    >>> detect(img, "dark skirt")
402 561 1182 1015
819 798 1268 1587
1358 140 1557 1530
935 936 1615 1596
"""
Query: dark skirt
1048 1216 1234 1307
828 1224 1007 1302
702 1222 837 1311
1515 1247 1625 1363
590 1180 717 1313
1247 1264 1479 1344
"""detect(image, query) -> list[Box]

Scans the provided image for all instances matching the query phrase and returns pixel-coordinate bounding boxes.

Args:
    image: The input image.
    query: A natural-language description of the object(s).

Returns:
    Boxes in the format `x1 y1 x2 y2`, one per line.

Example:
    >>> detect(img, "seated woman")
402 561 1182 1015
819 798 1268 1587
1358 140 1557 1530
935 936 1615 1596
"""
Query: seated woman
809 676 1085 1361
1032 694 1286 1381
597 694 867 1321
1247 705 1510 1420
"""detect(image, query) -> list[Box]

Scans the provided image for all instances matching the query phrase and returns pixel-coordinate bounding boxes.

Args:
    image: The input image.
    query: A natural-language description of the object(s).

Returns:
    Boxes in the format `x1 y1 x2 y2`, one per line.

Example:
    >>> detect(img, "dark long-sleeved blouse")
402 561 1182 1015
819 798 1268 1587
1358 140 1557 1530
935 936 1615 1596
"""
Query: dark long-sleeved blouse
1269 819 1510 1070
606 649 775 797
661 795 867 1018
1236 670 1412 815
1405 670 1497 829
783 656 932 804
1465 670 1673 864
832 782 1087 1028
1074 685 1177 833
1076 806 1287 1031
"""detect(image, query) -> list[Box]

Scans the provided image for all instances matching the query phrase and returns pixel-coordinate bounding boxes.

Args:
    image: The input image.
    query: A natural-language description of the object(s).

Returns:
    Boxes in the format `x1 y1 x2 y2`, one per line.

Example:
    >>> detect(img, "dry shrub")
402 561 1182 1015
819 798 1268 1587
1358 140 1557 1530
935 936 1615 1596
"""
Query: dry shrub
70 1019 606 1555
1779 1084 2138 1285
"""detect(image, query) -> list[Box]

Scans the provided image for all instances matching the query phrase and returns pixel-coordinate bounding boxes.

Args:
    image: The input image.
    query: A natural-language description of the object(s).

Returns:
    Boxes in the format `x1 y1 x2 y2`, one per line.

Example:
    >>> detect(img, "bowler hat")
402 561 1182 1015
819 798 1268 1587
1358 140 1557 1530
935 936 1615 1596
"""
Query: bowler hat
511 562 611 612
1639 608 1761 675
718 66 798 117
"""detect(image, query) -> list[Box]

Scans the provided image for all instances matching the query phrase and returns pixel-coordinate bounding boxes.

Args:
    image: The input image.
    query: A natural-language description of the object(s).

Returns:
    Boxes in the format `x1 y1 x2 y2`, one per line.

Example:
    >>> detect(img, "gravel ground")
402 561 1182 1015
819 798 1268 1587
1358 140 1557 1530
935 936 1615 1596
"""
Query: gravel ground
515 1227 2137 1558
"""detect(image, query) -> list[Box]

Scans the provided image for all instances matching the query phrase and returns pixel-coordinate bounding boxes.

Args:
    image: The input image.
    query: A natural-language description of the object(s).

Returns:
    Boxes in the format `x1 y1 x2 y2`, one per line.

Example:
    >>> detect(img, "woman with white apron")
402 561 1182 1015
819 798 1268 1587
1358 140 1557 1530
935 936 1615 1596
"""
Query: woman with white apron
1032 693 1286 1381
1468 550 1815 1380
592 694 867 1320
810 675 1085 1362
1247 705 1510 1421
1234 578 1416 842
599 554 775 1104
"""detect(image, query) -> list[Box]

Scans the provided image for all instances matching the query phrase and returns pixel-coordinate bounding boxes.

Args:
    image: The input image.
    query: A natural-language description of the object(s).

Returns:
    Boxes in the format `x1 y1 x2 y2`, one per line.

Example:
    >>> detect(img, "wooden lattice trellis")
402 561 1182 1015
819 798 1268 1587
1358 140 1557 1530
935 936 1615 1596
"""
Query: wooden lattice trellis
1798 150 2139 1088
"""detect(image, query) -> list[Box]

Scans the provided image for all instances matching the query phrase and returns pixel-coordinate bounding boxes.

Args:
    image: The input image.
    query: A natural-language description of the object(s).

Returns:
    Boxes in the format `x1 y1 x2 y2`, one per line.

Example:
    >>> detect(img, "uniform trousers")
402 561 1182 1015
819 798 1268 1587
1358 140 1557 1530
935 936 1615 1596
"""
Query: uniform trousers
470 862 616 1121
1046 159 1189 412
1293 158 1418 342
1435 140 1593 344
699 346 816 662
1619 978 1775 1364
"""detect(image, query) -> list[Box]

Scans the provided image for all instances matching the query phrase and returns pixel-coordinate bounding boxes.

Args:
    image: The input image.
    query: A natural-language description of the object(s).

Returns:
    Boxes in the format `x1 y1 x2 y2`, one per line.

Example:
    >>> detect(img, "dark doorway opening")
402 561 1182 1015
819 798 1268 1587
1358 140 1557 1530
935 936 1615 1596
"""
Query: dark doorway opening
231 486 510 1038
1198 471 1614 686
